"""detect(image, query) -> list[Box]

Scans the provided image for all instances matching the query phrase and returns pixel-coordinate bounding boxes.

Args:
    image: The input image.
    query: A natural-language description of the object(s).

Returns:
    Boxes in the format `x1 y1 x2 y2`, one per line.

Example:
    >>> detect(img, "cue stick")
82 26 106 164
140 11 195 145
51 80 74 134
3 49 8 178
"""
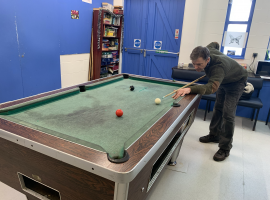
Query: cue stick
162 75 206 99
89 27 94 81
91 28 94 80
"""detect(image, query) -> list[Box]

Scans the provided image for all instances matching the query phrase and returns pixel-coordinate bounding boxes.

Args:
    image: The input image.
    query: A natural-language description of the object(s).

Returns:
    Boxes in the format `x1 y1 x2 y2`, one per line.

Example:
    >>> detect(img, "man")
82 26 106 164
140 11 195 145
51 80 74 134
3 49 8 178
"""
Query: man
173 42 247 161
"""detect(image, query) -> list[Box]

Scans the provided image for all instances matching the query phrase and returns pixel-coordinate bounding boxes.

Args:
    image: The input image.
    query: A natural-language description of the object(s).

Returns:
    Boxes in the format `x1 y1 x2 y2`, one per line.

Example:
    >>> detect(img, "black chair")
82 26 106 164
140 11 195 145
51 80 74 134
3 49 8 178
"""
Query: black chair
237 77 264 131
266 108 270 125
202 93 216 121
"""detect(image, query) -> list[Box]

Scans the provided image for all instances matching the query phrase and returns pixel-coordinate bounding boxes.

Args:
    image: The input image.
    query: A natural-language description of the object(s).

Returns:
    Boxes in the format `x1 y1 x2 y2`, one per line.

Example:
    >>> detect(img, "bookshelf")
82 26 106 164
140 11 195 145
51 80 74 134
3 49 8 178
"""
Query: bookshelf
90 8 123 80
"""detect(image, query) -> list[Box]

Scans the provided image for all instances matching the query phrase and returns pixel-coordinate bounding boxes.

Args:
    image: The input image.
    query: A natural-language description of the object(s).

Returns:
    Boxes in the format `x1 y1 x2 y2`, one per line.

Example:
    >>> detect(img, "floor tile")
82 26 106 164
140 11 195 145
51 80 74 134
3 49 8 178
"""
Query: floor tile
0 182 27 200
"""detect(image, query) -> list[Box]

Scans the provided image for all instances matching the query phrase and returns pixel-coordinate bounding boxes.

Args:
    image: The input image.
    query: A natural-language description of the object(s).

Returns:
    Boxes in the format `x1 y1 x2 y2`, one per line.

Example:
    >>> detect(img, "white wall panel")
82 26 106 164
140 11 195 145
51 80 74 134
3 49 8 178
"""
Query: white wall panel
60 54 90 88
200 22 226 35
178 0 204 64
204 0 229 10
248 35 269 49
252 10 269 23
203 9 228 22
253 0 270 10
249 23 270 36
200 34 224 47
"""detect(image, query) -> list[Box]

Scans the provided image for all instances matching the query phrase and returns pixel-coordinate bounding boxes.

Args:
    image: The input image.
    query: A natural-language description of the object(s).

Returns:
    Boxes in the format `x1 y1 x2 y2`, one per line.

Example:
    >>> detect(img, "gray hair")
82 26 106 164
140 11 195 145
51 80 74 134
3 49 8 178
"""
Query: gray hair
190 46 210 61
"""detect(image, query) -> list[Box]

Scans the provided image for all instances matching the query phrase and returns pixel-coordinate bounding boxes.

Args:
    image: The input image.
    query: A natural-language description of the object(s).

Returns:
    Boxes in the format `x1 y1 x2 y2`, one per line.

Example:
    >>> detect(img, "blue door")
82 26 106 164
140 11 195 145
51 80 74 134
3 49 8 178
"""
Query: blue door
122 0 185 79
122 0 149 76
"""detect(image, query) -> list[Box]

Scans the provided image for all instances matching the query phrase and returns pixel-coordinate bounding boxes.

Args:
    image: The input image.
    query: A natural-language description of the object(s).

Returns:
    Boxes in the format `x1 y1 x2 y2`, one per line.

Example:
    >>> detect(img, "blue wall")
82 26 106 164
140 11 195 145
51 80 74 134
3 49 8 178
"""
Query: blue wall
0 0 113 103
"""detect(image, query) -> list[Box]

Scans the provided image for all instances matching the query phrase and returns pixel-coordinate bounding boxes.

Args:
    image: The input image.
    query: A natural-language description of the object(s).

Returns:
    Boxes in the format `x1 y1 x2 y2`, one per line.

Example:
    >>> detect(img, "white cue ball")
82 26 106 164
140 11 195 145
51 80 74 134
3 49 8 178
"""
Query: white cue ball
155 98 161 105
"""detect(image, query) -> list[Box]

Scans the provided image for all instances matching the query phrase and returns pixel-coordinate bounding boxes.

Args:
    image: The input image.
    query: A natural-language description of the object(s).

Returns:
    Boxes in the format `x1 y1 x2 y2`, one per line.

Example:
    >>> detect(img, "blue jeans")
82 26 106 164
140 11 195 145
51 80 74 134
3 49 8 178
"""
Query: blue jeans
209 78 246 150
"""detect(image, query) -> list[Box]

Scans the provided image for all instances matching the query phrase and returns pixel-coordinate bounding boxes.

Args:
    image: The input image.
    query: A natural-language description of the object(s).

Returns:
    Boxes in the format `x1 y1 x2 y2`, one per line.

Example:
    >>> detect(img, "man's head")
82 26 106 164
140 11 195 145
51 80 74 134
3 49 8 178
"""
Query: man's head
190 46 210 72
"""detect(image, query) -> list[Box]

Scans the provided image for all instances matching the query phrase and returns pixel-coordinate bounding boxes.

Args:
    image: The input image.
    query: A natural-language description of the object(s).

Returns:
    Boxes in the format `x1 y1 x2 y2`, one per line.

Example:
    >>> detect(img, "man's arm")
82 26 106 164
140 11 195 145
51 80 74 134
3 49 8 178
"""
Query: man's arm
173 66 225 99
189 66 225 95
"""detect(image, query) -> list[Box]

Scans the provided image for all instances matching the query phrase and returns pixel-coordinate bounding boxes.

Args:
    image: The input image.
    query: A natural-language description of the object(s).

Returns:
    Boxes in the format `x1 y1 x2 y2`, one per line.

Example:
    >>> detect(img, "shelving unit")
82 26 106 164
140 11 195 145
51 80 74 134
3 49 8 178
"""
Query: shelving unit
90 8 123 80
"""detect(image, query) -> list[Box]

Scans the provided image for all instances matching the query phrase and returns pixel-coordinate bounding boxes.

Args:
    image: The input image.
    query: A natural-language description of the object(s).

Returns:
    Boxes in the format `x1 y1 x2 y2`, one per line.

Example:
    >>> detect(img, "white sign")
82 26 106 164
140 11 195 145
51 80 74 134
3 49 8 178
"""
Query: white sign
134 39 141 48
175 29 179 39
82 0 92 4
224 31 246 48
154 41 162 50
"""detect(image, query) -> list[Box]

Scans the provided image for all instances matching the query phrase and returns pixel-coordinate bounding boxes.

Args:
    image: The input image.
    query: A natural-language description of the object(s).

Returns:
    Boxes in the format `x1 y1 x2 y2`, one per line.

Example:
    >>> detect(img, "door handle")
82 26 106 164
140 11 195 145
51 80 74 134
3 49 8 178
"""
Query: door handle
124 47 144 51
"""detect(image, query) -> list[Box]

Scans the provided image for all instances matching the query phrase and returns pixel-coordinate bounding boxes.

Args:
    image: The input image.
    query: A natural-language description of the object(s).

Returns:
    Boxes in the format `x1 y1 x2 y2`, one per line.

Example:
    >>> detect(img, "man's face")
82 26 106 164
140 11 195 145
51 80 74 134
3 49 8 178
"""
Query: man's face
192 57 210 72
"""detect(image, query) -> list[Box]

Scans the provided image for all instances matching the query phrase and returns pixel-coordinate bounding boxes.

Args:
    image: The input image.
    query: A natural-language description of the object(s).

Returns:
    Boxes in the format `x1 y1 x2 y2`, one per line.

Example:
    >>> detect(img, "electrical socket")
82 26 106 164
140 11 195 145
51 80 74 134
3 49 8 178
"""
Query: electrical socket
253 53 258 58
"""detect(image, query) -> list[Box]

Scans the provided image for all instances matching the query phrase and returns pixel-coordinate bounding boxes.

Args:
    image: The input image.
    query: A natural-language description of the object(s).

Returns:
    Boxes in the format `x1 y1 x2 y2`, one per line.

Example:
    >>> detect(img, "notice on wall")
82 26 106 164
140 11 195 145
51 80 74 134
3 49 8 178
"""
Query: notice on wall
82 0 92 4
71 10 79 19
134 39 141 48
175 29 179 39
224 31 247 48
154 41 162 50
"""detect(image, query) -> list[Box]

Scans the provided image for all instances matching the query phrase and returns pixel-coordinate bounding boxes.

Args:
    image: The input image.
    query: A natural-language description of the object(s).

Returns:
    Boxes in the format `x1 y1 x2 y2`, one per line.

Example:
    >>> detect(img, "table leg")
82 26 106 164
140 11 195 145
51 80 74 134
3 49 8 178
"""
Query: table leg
168 139 183 166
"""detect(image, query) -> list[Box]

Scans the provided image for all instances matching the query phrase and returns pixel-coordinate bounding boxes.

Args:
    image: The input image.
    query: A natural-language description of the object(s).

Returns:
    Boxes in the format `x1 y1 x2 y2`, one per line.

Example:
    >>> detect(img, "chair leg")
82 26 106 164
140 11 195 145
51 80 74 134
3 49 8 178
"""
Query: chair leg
204 100 209 121
208 101 211 113
266 108 270 125
252 109 260 131
251 108 255 121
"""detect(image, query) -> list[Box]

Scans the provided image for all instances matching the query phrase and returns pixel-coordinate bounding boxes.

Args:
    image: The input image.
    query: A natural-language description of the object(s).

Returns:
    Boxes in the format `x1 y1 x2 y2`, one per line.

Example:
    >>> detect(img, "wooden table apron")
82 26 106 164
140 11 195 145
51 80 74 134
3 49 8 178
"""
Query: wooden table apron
0 74 201 200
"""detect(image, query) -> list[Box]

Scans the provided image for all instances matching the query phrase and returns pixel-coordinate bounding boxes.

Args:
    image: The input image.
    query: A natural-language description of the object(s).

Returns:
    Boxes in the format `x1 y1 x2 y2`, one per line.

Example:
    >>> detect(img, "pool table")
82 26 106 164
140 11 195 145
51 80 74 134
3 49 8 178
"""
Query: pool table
0 74 201 200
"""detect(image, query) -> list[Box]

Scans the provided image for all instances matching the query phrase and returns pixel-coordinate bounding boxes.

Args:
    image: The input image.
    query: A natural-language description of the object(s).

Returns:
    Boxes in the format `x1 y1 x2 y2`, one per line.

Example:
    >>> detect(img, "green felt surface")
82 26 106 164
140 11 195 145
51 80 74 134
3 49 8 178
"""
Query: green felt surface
0 77 184 158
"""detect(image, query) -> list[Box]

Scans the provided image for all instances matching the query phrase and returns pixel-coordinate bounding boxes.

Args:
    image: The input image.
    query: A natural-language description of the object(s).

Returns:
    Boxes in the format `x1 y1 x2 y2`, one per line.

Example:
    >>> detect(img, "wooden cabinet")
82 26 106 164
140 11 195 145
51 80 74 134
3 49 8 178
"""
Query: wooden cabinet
90 9 123 80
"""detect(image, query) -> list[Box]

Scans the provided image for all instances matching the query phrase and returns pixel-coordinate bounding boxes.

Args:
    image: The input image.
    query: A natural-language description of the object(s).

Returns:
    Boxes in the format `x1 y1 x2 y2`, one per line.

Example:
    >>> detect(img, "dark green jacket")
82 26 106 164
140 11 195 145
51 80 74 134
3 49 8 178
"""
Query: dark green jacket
189 42 248 95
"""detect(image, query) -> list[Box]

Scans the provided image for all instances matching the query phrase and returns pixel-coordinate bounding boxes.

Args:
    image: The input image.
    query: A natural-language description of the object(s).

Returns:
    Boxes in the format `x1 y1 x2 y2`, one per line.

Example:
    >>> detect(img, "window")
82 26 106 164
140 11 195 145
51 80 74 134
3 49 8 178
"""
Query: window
265 37 270 60
221 0 256 59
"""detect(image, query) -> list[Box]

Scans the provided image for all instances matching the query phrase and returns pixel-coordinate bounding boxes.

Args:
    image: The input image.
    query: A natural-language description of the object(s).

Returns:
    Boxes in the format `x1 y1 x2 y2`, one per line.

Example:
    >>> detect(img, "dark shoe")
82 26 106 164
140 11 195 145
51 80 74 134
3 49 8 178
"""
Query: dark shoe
199 134 219 143
213 148 230 161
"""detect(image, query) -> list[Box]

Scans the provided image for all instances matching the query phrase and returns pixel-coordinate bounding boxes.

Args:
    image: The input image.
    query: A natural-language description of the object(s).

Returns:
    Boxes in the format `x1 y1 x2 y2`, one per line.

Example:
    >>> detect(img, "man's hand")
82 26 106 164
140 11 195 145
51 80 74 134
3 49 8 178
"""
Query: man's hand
172 88 191 99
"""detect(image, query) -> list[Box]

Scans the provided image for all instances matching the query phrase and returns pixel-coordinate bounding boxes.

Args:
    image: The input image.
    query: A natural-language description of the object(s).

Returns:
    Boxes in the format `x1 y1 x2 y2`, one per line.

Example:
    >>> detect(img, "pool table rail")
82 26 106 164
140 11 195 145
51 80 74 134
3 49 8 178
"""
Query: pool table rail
0 74 192 110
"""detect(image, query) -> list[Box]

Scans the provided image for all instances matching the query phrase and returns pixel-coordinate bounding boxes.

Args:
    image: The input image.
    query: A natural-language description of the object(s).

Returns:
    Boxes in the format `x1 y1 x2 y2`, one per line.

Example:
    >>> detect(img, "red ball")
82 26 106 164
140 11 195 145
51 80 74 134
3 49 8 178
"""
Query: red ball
116 109 123 117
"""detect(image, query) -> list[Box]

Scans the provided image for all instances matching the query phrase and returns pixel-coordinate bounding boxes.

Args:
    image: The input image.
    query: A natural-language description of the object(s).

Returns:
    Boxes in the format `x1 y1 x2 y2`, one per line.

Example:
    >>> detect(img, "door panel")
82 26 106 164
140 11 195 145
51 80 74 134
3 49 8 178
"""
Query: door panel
124 0 148 49
123 50 145 75
147 0 184 52
145 52 178 79
123 0 185 79
122 0 148 74
156 0 185 51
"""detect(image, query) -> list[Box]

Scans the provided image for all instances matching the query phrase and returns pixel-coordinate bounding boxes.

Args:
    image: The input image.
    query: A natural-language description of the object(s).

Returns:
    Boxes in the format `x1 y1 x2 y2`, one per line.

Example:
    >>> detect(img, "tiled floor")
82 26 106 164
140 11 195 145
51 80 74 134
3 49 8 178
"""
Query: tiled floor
1 109 270 200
